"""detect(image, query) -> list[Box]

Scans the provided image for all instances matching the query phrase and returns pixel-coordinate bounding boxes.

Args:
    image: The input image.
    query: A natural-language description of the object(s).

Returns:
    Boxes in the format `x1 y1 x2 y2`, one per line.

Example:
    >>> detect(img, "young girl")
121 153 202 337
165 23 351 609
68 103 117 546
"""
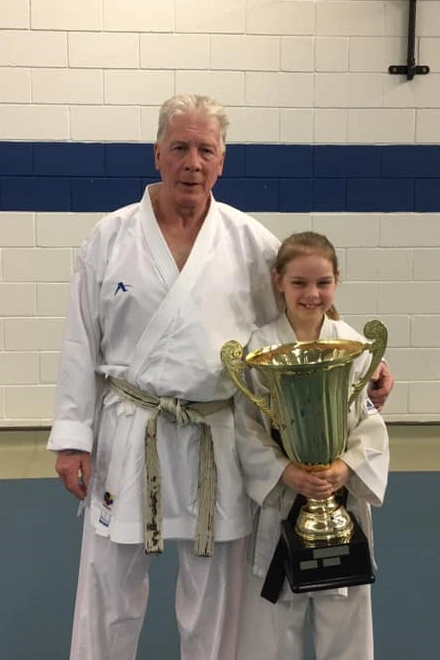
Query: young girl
235 231 389 660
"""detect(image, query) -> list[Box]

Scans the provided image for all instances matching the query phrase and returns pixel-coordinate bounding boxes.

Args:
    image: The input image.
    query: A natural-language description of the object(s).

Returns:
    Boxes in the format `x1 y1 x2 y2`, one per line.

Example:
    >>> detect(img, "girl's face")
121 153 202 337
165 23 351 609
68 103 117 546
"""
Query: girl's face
274 253 338 328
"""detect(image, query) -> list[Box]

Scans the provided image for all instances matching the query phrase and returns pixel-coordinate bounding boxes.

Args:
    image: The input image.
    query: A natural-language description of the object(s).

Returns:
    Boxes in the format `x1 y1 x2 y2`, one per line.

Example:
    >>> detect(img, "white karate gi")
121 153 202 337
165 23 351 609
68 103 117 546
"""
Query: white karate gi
47 184 282 660
235 313 390 660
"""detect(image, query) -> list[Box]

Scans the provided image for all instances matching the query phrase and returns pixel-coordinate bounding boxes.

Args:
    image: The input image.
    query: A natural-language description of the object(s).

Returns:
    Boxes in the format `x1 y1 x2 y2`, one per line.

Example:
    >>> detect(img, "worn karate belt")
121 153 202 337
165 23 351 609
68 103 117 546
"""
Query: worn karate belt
109 376 232 557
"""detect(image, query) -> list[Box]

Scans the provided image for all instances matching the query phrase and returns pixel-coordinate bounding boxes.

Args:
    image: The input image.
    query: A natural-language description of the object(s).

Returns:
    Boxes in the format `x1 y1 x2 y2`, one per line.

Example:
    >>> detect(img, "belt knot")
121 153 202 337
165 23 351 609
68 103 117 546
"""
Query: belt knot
157 397 204 426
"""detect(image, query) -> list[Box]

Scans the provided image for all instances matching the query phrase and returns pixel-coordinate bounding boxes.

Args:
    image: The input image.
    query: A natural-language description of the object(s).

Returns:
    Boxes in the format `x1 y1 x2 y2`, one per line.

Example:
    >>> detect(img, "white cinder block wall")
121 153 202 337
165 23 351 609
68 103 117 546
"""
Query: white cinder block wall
1 0 440 424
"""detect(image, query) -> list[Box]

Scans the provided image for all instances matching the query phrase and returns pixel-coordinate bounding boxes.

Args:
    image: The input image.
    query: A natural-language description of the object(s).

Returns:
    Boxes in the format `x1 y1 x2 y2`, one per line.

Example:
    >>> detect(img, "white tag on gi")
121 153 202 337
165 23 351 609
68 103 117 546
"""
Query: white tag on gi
99 507 111 527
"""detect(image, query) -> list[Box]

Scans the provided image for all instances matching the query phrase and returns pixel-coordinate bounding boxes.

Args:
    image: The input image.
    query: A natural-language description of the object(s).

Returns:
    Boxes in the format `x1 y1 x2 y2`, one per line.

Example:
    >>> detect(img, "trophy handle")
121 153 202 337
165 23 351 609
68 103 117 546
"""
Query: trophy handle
348 320 388 408
220 340 278 426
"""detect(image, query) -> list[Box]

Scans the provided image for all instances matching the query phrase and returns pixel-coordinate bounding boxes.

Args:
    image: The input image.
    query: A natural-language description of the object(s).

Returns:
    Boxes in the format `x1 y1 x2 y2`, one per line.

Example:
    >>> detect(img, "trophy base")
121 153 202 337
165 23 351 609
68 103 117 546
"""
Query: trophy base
280 513 375 594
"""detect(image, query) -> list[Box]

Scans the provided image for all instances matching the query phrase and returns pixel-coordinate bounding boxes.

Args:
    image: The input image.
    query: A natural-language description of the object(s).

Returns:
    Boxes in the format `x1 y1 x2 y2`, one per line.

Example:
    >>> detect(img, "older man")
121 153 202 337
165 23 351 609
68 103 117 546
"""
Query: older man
49 94 393 660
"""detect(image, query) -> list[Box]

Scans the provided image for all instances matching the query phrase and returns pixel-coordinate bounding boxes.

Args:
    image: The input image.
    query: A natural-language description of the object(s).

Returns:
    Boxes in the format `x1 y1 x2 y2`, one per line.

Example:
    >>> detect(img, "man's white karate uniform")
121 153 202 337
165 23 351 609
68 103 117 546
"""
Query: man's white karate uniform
235 313 390 660
47 184 282 660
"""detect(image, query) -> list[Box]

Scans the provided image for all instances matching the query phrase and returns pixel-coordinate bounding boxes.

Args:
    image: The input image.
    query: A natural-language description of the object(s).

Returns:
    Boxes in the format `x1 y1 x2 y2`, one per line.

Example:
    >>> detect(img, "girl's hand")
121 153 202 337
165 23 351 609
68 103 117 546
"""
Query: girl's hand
281 458 352 500
318 458 353 493
281 462 333 500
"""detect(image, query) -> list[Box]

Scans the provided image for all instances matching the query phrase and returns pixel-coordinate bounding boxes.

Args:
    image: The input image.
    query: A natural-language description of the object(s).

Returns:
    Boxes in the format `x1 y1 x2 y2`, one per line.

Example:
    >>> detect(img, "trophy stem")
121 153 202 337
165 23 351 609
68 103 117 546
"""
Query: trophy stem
295 496 353 543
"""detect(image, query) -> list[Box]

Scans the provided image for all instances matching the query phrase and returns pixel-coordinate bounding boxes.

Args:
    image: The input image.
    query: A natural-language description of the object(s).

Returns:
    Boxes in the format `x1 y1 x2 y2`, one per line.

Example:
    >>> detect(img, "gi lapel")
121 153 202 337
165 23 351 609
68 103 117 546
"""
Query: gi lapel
127 186 218 382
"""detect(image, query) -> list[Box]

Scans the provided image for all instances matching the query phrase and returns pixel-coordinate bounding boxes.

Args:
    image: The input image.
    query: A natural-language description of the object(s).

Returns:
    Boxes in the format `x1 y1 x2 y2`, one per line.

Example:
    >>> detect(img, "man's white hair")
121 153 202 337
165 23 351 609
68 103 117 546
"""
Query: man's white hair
156 94 229 151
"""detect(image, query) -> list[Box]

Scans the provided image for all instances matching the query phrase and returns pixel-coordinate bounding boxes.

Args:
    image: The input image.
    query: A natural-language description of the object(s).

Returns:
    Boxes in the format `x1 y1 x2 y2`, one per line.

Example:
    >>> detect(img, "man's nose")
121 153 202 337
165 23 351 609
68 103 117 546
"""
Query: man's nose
184 147 202 170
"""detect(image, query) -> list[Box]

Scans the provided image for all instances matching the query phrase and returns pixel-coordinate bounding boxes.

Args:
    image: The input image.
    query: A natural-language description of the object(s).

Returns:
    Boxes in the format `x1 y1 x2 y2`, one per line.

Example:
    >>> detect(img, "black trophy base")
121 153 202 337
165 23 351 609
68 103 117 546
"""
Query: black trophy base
280 513 375 594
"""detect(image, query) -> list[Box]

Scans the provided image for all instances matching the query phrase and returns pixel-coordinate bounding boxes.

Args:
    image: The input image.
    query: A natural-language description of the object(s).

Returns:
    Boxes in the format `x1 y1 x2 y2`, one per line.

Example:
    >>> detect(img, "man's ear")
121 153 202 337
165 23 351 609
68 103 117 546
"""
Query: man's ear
153 142 161 171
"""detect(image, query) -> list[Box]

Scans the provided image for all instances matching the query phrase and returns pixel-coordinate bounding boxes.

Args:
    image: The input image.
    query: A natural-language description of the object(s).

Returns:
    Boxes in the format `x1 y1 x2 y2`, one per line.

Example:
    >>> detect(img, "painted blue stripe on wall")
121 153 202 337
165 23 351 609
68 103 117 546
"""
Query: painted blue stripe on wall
1 142 439 212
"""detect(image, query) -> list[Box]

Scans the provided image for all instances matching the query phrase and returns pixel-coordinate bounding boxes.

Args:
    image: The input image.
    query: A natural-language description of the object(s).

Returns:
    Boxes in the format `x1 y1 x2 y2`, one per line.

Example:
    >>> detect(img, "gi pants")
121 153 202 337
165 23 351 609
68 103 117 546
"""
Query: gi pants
70 510 246 660
237 568 374 660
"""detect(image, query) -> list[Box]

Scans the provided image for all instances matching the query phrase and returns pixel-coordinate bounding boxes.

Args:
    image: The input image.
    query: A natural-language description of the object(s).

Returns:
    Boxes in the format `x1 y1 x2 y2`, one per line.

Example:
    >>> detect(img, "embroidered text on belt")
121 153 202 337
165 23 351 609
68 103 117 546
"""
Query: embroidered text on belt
109 376 232 557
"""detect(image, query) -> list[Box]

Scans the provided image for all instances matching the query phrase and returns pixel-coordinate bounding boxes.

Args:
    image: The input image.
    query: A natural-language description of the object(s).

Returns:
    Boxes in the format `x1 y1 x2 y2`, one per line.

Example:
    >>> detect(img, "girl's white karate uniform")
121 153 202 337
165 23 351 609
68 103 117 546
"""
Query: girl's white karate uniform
47 184 283 660
235 313 390 660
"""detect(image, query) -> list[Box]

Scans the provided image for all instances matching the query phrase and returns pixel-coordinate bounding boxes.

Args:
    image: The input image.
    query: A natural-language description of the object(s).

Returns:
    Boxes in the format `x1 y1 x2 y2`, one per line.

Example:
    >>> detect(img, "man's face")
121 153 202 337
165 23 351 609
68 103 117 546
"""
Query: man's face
154 110 225 214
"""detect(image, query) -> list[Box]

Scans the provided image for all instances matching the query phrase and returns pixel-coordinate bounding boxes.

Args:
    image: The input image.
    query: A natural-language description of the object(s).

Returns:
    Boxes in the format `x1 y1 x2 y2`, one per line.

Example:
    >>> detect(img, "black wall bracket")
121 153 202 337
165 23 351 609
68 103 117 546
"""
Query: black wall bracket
388 0 430 80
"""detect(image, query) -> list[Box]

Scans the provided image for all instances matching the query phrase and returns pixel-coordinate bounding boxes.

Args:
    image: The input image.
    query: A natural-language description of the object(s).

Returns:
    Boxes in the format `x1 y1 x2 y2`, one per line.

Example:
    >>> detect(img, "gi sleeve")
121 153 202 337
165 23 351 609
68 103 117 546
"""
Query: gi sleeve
342 396 390 507
47 246 102 453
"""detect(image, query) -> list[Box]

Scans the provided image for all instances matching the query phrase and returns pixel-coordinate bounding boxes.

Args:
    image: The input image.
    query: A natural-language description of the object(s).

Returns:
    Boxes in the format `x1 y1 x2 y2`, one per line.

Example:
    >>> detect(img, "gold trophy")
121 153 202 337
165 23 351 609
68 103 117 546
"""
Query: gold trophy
221 320 387 595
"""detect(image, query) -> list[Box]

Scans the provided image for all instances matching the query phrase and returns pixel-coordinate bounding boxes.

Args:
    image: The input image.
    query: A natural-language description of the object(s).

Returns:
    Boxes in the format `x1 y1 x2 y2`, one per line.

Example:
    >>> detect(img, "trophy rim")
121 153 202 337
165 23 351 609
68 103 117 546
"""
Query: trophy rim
246 339 366 371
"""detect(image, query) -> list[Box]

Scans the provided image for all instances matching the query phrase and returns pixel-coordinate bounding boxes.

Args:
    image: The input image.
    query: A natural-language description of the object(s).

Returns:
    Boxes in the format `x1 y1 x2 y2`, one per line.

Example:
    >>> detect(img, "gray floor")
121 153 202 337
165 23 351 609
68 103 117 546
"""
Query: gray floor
0 473 438 659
